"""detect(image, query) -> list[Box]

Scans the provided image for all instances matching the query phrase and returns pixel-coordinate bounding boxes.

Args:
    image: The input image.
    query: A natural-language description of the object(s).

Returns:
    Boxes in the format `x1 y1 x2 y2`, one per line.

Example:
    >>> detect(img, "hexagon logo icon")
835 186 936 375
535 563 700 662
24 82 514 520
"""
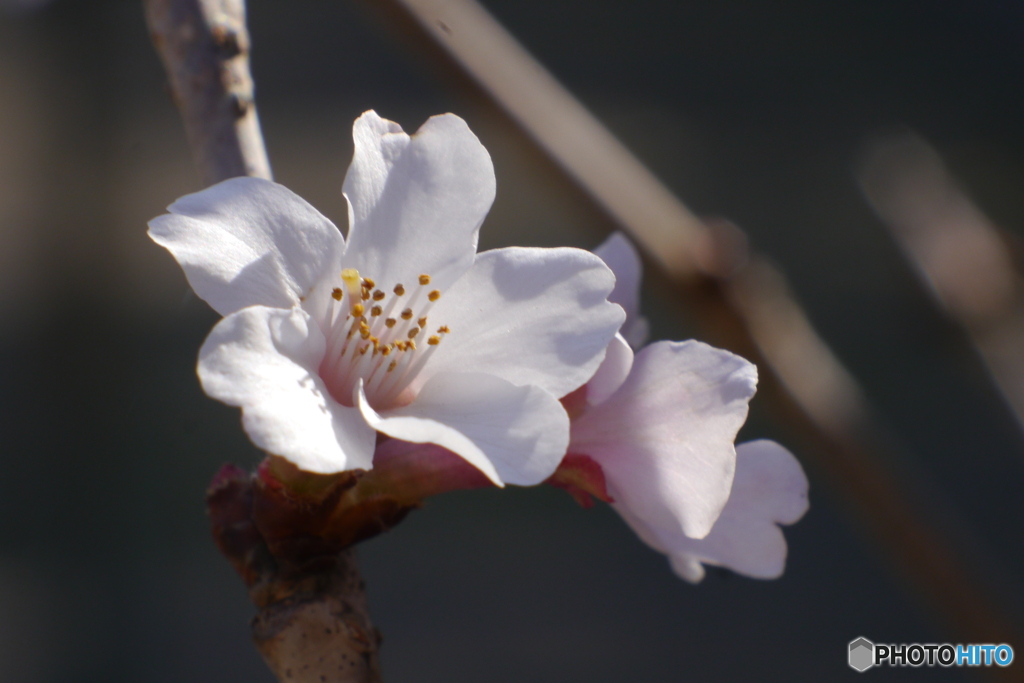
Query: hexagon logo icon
849 637 875 672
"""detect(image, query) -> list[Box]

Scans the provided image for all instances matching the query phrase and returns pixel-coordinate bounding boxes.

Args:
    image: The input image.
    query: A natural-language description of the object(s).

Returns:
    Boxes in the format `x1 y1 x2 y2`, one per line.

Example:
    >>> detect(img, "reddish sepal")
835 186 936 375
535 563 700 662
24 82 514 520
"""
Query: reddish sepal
546 453 614 508
206 463 275 587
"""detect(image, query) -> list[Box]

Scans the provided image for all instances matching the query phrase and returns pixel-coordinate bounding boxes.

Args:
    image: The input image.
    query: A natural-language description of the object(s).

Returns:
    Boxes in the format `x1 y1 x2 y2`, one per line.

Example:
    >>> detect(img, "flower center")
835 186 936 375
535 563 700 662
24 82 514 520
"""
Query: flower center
318 268 449 409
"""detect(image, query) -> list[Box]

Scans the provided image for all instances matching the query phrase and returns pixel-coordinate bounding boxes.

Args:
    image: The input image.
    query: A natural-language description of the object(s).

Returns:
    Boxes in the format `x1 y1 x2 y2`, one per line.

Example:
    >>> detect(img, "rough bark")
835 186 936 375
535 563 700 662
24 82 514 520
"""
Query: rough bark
207 462 393 683
143 0 272 185
251 550 383 683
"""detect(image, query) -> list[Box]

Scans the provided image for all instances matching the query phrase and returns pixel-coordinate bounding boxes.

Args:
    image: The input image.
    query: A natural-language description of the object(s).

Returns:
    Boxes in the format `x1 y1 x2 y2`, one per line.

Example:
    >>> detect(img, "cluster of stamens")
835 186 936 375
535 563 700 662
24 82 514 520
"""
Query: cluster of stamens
320 268 450 408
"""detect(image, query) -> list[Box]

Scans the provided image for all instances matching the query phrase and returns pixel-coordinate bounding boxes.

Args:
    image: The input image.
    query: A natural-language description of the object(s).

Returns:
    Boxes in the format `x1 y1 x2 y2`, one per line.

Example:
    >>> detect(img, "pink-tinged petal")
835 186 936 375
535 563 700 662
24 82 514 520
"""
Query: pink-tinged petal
418 247 625 399
593 231 641 322
198 306 375 473
149 177 345 316
367 439 494 501
570 340 757 540
341 111 494 291
585 334 633 406
626 440 809 582
593 231 649 349
357 372 569 487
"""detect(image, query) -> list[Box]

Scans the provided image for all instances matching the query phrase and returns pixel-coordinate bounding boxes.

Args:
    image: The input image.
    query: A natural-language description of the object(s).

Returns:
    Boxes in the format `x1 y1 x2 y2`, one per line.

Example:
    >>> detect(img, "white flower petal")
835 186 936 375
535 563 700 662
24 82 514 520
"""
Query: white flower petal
418 247 625 398
570 340 757 540
198 306 375 473
585 334 634 406
341 111 495 291
628 440 809 582
668 554 710 583
593 231 648 349
149 177 345 316
357 372 569 487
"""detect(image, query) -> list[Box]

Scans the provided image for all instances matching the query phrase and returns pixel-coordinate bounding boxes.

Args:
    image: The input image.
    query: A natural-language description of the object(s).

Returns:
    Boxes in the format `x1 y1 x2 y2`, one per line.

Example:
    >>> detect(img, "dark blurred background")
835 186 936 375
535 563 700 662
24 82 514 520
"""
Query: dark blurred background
1 0 1023 680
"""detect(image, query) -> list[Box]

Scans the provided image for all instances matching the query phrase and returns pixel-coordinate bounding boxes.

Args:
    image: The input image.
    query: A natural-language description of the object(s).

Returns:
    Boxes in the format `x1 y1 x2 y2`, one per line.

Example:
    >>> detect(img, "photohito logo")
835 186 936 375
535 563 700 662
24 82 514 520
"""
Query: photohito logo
848 637 1014 671
849 638 875 672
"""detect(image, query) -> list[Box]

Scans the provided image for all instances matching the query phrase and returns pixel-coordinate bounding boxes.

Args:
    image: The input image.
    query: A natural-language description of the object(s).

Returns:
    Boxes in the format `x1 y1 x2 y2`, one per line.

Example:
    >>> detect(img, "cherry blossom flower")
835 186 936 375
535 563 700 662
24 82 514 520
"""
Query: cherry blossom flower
149 111 624 486
555 232 809 581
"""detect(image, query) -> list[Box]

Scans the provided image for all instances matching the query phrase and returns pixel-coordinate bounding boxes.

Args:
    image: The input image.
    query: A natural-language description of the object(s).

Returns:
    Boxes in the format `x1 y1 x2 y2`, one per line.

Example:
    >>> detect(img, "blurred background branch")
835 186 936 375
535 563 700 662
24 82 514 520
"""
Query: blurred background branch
860 132 1024 438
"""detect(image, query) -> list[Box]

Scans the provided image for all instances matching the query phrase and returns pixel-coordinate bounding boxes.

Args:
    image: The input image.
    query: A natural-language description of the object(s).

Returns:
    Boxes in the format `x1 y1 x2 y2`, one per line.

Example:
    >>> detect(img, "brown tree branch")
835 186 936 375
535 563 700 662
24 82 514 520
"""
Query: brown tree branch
143 3 382 680
251 550 383 683
205 458 391 682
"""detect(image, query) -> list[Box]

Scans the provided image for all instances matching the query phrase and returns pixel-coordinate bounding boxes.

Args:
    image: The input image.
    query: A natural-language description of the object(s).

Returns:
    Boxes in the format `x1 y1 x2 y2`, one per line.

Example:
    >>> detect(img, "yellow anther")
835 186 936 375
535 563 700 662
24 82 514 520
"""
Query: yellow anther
385 318 396 328
427 335 441 345
331 288 343 301
372 290 385 301
428 290 441 302
408 340 417 350
342 270 365 314
370 305 383 317
408 328 420 339
360 329 371 340
394 284 405 296
359 344 369 355
362 277 375 288
396 341 408 352
359 320 370 332
361 288 371 301
388 360 398 372
341 269 361 288
418 317 428 328
352 303 365 317
437 325 450 334
401 308 413 320
381 345 392 356
419 274 431 285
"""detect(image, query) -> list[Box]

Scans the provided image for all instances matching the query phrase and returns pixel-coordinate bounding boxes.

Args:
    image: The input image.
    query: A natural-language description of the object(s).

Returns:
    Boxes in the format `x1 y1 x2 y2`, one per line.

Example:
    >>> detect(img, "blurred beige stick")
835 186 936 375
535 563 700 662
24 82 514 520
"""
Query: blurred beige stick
393 0 715 279
860 132 1024 434
386 0 1023 663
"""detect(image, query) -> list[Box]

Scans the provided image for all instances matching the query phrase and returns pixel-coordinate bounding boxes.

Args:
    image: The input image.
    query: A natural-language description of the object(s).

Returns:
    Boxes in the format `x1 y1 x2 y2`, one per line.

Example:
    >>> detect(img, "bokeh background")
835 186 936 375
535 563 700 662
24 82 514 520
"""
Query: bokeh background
1 0 1023 680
